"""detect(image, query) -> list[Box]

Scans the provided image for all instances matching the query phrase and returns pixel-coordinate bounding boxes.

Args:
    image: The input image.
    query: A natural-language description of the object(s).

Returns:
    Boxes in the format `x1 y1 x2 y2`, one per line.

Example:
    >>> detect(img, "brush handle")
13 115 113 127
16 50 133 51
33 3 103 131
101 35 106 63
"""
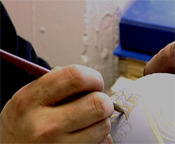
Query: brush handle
0 49 50 77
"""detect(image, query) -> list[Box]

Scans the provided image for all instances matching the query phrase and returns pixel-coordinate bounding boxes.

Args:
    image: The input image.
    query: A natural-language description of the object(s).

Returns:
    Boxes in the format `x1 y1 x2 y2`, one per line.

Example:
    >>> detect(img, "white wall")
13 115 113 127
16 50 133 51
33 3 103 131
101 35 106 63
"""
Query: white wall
83 1 135 92
2 0 135 92
2 0 85 67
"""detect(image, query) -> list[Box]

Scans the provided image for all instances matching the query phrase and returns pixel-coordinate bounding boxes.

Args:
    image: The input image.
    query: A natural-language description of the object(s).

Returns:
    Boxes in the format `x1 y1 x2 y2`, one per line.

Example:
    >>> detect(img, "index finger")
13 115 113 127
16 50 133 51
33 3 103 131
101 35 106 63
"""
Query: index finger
18 65 104 106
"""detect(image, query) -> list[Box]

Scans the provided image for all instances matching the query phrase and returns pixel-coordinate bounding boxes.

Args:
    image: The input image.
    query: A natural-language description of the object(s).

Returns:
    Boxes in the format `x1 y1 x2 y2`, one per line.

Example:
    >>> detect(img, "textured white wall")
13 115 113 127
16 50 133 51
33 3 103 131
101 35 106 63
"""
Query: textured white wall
83 1 120 92
81 0 135 91
2 0 135 92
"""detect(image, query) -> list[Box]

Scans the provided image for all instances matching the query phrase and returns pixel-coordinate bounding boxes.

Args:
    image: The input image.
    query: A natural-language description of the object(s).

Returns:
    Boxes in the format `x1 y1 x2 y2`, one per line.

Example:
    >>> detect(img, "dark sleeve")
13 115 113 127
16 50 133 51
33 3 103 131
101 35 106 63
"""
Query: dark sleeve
0 1 51 111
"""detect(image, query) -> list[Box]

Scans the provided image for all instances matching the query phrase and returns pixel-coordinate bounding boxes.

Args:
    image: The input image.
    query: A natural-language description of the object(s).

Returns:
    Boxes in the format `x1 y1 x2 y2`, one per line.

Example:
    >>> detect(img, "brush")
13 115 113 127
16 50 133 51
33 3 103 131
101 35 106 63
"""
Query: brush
0 49 126 116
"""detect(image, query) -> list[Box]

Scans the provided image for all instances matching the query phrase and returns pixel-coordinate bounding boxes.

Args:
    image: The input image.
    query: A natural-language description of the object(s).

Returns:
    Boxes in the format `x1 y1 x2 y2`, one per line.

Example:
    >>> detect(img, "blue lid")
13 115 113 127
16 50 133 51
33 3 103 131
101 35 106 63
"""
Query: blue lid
122 0 175 29
114 44 153 62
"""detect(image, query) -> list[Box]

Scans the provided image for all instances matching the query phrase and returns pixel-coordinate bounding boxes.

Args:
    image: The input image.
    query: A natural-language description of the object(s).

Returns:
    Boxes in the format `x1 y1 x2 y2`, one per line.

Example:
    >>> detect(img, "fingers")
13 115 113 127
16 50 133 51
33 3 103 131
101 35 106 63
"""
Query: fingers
40 64 104 105
12 64 104 107
51 92 114 132
24 92 113 143
99 134 113 144
144 41 175 75
2 64 114 143
67 118 112 143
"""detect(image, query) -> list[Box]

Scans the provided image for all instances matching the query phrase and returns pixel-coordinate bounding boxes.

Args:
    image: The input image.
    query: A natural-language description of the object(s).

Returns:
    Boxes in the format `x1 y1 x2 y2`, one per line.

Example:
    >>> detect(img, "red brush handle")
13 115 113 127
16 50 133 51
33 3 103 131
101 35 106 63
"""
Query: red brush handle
0 49 50 77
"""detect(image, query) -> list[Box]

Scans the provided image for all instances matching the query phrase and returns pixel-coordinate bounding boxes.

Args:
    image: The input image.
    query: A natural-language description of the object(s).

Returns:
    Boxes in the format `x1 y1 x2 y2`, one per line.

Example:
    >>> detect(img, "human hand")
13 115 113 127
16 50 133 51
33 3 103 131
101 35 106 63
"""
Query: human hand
144 41 175 75
1 65 114 143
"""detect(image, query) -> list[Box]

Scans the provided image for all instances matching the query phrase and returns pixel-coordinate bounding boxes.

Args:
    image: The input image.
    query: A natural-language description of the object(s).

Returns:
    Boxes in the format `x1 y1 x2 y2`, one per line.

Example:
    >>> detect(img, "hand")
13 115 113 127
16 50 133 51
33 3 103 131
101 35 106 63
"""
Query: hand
1 65 114 143
144 41 175 75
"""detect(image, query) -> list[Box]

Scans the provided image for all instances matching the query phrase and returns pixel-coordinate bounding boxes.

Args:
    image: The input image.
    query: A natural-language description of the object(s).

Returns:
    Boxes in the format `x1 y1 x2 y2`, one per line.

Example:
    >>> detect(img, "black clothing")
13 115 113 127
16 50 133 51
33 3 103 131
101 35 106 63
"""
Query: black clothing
0 2 51 111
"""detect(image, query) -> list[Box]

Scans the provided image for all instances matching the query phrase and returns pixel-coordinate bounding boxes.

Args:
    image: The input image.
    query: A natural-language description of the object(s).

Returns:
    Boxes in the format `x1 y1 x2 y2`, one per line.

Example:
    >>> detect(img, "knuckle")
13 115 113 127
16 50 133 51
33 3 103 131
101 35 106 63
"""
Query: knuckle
91 92 110 119
106 134 113 144
36 117 60 140
99 134 113 144
167 41 175 50
11 84 39 114
159 42 174 57
40 125 58 138
159 43 175 71
64 65 84 88
11 92 28 115
158 48 166 58
102 119 111 134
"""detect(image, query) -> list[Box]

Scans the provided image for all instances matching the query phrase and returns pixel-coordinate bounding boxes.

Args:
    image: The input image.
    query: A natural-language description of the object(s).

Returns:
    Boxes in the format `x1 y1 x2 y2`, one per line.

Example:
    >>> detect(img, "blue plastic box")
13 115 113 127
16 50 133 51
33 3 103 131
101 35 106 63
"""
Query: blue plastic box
114 44 152 62
119 0 175 55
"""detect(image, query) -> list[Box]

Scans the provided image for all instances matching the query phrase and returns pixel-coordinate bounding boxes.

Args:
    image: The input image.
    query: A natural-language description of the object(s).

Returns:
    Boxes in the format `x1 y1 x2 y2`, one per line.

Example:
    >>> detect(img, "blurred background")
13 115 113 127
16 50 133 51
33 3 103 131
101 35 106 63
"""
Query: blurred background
3 0 174 93
2 0 135 92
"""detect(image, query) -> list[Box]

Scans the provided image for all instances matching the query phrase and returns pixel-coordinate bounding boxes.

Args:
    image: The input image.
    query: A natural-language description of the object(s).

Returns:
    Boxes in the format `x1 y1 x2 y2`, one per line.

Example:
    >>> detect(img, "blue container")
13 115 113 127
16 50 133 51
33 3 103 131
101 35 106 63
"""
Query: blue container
119 0 175 55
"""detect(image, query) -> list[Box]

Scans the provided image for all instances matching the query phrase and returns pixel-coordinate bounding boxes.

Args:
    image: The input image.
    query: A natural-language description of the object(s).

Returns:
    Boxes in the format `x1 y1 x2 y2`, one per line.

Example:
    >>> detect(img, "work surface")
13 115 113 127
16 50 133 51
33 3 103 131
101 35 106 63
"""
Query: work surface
110 73 175 144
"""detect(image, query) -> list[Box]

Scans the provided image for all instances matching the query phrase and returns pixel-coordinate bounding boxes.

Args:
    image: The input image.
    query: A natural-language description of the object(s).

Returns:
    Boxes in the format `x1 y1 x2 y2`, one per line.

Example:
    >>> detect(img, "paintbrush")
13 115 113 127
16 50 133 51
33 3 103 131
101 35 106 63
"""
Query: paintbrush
0 49 126 115
0 49 50 76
